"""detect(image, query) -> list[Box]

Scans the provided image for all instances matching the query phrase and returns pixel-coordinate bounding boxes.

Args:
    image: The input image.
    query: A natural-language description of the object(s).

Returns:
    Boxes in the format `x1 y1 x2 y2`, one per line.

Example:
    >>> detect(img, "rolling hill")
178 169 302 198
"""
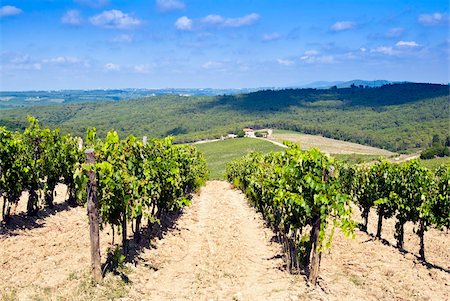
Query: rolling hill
0 83 448 152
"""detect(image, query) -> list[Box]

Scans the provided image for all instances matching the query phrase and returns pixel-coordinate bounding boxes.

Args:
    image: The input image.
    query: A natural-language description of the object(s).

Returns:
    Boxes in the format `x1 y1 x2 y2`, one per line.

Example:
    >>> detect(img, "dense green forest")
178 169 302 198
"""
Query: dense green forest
0 83 448 152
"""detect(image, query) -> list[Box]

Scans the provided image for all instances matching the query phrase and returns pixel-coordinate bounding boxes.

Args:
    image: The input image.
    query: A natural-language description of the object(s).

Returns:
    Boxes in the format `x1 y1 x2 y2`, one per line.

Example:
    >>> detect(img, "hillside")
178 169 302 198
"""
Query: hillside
0 83 448 152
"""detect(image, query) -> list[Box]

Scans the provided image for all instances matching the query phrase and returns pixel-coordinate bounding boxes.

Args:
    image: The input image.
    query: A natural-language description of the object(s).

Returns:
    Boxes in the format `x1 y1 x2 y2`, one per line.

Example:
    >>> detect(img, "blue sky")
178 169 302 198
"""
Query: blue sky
0 0 448 90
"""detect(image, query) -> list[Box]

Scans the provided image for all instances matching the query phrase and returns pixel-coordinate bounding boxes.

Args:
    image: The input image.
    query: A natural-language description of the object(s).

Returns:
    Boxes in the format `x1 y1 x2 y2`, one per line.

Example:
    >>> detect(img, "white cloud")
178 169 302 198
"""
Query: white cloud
90 10 142 29
418 12 449 26
61 10 82 25
300 50 334 64
175 16 192 31
16 63 42 70
104 63 120 71
156 0 185 12
11 53 30 64
330 21 356 32
0 5 22 17
385 27 404 38
304 50 319 56
112 34 134 43
370 46 395 55
202 61 223 69
133 64 151 73
262 32 281 42
44 56 81 64
201 13 259 28
5 53 42 70
201 14 224 25
319 56 335 63
75 0 109 8
42 56 91 68
396 41 419 47
176 13 260 32
277 58 294 66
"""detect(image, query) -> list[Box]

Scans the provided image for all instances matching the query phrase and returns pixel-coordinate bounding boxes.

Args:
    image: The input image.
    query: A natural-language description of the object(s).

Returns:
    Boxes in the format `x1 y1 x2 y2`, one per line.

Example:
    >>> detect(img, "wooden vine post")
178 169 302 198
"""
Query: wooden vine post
85 148 102 282
133 136 147 243
308 169 327 285
308 216 322 285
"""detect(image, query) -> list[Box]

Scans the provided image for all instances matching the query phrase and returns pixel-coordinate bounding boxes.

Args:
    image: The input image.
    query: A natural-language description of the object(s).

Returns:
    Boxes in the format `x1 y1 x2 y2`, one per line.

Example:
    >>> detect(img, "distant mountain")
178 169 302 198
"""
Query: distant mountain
296 79 401 89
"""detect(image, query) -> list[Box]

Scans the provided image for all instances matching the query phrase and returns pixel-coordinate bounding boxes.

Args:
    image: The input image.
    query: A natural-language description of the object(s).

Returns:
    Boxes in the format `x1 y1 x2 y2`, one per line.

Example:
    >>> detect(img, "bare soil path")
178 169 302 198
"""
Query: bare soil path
125 180 308 301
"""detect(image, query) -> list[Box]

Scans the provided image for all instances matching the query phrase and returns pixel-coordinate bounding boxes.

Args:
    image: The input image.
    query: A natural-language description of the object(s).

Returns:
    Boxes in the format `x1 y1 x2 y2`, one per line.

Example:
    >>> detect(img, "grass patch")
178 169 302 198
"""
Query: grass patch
333 153 386 164
195 138 283 180
349 275 364 286
419 156 450 170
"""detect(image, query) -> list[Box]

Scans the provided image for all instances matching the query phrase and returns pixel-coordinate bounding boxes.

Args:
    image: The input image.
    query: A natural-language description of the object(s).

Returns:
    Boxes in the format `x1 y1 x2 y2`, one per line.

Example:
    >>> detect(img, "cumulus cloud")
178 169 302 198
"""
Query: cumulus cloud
262 32 281 42
202 61 223 69
12 63 42 70
202 13 259 28
90 10 142 29
43 56 91 68
75 0 109 8
175 13 260 31
156 0 185 12
277 58 294 66
61 10 82 25
0 5 22 17
201 14 224 25
10 53 30 64
44 56 81 64
300 50 334 64
304 50 319 56
104 63 120 71
133 64 151 73
370 46 395 55
418 12 449 26
330 21 356 32
175 16 193 31
4 53 41 70
396 41 419 47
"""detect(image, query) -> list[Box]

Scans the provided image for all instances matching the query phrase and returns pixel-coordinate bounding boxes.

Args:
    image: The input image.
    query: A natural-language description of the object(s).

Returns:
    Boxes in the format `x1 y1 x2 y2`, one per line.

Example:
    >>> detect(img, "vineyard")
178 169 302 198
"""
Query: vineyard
1 117 449 300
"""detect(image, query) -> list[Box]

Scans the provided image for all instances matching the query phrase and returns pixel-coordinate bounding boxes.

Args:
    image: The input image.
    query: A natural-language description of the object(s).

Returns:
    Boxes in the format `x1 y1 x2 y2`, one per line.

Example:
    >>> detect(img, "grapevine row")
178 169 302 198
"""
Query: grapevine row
226 144 354 285
341 159 449 261
74 128 208 258
226 143 449 284
1 117 208 266
0 116 83 220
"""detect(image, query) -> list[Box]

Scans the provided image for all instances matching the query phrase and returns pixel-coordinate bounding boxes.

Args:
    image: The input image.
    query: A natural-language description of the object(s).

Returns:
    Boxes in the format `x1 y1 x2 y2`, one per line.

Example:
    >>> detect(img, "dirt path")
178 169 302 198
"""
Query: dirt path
125 180 308 301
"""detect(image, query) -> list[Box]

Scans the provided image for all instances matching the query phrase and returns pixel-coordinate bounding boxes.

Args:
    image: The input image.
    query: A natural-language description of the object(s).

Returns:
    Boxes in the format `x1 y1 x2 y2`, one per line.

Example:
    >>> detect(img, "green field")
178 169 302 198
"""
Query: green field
418 156 450 170
194 136 449 180
194 138 283 179
332 154 386 164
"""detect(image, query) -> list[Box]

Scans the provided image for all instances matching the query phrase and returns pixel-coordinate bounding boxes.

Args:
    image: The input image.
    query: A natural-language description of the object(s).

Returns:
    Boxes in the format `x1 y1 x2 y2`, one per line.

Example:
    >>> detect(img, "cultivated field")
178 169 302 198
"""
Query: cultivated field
195 138 283 179
1 181 448 300
270 130 396 156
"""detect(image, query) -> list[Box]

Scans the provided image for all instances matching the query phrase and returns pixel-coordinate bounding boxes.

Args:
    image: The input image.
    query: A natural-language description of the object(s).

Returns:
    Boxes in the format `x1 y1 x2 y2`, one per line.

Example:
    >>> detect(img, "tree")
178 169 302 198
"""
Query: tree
431 134 441 146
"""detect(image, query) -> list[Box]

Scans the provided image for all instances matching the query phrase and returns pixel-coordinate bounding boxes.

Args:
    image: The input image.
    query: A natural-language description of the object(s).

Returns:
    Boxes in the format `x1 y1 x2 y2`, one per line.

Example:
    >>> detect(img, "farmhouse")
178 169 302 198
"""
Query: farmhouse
243 128 255 137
